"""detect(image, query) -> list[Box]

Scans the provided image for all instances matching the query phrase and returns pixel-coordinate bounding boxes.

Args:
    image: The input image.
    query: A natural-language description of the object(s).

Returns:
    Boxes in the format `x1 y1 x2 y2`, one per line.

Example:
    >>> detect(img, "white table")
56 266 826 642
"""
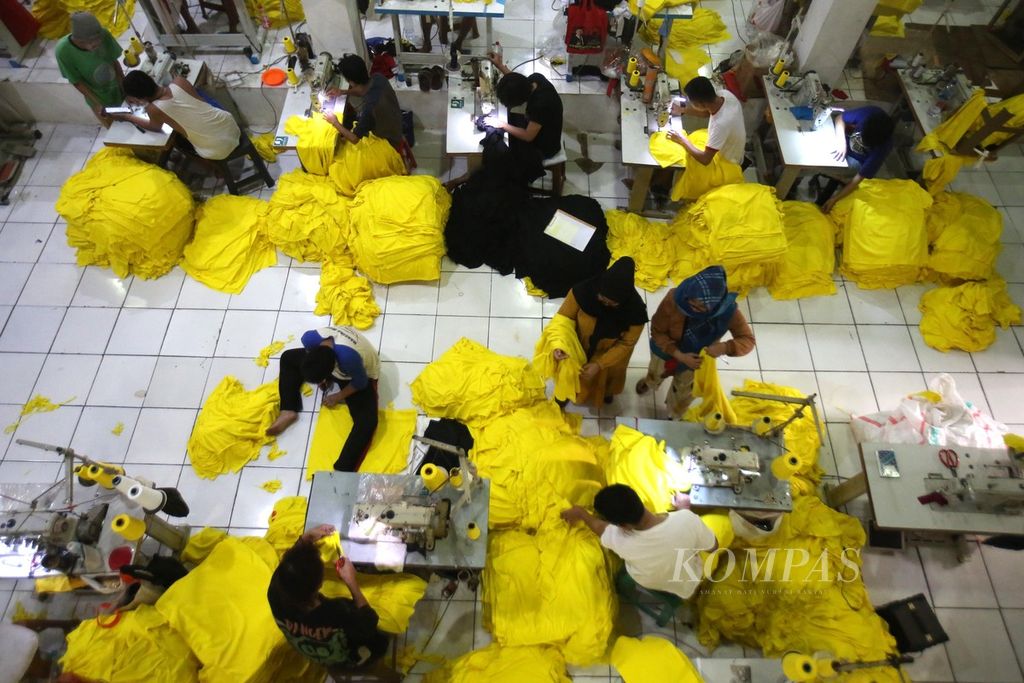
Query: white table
272 80 348 151
375 0 505 70
619 88 683 213
763 74 848 198
896 69 941 138
445 75 506 167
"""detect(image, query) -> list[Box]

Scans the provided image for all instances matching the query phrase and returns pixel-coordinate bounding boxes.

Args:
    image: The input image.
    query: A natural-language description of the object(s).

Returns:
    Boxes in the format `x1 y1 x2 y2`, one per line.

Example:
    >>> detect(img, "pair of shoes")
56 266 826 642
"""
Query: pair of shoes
430 65 445 90
635 379 649 395
418 68 432 92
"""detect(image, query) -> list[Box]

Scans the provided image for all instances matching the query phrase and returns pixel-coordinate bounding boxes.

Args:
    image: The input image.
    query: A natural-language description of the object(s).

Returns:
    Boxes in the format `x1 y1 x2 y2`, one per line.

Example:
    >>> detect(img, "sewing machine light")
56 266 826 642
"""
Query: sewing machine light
480 101 495 116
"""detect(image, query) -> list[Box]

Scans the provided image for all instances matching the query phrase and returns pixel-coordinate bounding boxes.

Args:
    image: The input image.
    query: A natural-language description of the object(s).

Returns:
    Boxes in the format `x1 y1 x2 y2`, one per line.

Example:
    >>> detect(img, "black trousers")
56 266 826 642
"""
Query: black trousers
278 348 380 472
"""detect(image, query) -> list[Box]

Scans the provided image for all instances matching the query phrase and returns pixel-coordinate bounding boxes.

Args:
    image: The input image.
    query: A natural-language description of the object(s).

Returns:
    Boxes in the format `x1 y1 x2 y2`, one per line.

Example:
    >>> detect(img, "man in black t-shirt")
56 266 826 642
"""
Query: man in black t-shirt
485 52 564 160
267 524 399 681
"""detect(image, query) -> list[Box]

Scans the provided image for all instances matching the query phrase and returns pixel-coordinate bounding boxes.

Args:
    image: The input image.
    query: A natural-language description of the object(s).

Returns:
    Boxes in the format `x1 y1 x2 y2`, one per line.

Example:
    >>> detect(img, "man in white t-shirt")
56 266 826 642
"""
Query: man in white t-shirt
561 484 717 599
666 76 746 166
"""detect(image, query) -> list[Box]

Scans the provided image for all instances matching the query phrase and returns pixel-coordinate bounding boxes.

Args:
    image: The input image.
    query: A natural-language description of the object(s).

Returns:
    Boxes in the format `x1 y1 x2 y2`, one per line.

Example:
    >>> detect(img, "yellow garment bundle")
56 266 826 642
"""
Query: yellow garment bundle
768 201 837 300
329 134 406 197
244 0 304 27
57 148 195 280
831 179 932 289
34 0 136 38
605 210 677 291
314 257 382 329
604 424 689 513
533 314 587 402
926 192 1002 281
250 132 280 163
683 350 738 424
284 113 338 175
31 0 70 38
424 644 570 682
648 130 687 168
411 338 547 426
611 636 702 683
869 15 905 37
265 169 351 262
349 175 450 283
917 90 988 156
628 0 695 21
187 376 279 479
670 129 745 202
874 0 922 15
483 524 616 665
305 404 417 479
182 195 278 294
637 8 727 82
921 153 974 196
918 278 1022 352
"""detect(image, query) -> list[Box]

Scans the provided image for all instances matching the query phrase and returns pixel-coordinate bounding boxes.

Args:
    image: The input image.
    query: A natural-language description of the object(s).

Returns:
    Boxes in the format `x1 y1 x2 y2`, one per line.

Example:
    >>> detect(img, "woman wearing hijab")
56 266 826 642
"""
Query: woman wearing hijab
636 265 755 418
553 257 649 407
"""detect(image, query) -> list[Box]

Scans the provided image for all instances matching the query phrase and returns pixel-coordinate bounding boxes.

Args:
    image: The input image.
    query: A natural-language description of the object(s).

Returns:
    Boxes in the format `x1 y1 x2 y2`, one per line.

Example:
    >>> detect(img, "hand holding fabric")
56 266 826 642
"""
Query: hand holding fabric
675 352 703 370
580 362 600 382
553 348 569 361
323 392 343 408
560 505 587 524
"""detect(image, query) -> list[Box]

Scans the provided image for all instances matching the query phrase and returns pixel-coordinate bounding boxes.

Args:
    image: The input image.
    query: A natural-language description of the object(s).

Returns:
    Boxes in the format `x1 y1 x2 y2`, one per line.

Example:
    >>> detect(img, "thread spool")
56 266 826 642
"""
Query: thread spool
88 463 122 489
774 70 790 88
771 454 801 480
449 468 464 489
123 48 140 67
782 653 818 682
626 56 638 76
420 464 448 492
753 416 773 437
642 67 659 104
466 522 481 540
703 412 725 435
283 35 296 54
628 69 641 88
111 514 146 541
287 68 300 86
129 35 144 56
127 483 165 512
772 56 787 75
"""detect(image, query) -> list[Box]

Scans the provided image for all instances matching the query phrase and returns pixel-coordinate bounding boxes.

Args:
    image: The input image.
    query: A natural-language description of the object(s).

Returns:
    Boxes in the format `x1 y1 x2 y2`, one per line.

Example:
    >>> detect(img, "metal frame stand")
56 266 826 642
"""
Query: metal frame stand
137 0 264 55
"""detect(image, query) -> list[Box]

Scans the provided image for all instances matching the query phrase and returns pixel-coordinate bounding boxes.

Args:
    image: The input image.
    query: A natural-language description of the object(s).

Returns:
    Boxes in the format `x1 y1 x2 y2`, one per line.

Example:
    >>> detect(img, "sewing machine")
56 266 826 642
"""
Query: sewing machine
348 498 451 553
310 51 335 112
469 58 498 119
785 71 833 132
920 448 1024 515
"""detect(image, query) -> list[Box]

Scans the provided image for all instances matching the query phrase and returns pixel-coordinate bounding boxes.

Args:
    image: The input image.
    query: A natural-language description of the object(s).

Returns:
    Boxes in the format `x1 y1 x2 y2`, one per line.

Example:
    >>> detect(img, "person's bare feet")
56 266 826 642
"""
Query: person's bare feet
266 410 298 436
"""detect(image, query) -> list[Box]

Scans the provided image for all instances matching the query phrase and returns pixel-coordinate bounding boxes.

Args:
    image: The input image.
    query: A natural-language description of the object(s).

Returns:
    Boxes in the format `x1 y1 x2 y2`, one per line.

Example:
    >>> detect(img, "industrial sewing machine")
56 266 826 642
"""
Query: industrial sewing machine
310 51 339 114
782 70 834 132
348 498 452 553
919 447 1024 514
469 58 498 119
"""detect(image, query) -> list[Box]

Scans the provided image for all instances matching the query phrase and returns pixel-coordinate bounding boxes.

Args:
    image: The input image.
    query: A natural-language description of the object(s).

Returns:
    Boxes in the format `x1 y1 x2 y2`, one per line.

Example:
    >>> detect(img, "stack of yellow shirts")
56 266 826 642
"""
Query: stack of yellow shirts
283 113 337 175
831 179 932 288
768 201 837 299
424 644 570 682
611 636 702 683
187 377 279 479
244 0 304 27
57 148 195 280
532 314 587 402
603 424 688 513
34 0 136 38
926 192 1002 282
314 257 381 329
349 175 450 283
182 195 278 294
329 134 406 197
264 169 351 262
666 129 744 202
605 210 678 291
410 338 547 426
918 278 1022 351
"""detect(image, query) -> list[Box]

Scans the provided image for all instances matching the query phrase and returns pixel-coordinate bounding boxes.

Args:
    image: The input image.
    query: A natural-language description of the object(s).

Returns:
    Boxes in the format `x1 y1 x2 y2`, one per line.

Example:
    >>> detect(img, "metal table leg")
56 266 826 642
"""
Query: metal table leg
628 165 653 213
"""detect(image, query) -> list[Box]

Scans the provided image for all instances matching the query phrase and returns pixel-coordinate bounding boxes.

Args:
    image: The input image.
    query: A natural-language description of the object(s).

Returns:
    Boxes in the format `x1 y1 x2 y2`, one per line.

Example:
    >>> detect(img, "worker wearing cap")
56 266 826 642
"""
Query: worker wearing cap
55 12 124 127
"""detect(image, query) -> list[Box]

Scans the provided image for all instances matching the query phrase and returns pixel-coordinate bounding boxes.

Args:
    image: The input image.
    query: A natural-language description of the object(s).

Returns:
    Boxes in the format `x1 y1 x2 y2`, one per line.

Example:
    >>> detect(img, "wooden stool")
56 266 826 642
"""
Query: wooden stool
615 567 683 627
179 133 275 195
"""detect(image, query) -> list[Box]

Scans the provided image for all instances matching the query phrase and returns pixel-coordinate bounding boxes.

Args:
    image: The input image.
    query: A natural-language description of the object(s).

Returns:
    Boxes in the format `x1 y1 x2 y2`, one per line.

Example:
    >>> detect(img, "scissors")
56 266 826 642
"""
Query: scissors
938 448 959 478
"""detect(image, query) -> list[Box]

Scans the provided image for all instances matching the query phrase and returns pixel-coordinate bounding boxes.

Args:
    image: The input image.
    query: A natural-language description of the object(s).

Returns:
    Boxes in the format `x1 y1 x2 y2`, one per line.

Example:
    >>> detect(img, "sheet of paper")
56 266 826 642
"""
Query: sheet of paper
544 210 596 252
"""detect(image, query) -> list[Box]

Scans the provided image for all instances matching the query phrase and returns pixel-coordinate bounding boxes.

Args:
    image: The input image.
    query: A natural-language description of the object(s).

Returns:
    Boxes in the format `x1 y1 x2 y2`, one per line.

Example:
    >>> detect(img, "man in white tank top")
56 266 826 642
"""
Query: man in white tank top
116 70 241 161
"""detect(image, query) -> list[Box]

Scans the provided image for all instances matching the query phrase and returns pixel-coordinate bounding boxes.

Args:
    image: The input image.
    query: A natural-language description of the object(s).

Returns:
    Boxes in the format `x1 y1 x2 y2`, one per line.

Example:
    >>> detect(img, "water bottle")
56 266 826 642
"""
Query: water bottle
395 62 406 86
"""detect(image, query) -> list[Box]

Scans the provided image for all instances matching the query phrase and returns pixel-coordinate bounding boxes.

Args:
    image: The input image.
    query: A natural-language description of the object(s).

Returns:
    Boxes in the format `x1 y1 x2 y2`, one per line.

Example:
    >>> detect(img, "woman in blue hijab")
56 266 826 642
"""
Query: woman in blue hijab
636 266 755 418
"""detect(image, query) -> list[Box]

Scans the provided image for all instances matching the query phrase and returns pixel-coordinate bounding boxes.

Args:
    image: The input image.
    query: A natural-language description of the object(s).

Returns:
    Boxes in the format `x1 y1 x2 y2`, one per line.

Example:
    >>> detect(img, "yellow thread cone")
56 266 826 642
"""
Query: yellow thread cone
775 70 790 88
129 36 144 55
283 35 296 53
629 69 641 88
466 522 481 540
123 49 140 67
782 653 817 682
771 454 801 480
111 514 146 541
287 68 300 86
753 416 773 436
449 468 464 489
420 464 447 492
704 411 725 434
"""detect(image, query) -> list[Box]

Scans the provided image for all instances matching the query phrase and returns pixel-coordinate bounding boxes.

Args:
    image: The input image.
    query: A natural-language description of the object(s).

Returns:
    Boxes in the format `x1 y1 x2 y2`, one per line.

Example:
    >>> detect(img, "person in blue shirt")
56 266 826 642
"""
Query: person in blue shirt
267 326 380 472
818 106 895 212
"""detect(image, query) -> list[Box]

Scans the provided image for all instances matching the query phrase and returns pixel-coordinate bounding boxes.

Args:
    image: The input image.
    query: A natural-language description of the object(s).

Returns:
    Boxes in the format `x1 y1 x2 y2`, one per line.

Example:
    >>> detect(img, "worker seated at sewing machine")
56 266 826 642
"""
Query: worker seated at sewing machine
485 51 565 165
561 484 717 600
55 12 124 128
666 76 746 166
116 70 240 161
268 524 400 682
818 106 895 212
636 266 755 419
323 55 406 153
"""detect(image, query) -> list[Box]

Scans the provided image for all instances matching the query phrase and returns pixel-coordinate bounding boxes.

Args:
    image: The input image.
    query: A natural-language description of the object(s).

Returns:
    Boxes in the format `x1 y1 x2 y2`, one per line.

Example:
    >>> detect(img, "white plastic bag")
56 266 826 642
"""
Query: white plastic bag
749 0 786 34
850 373 1007 449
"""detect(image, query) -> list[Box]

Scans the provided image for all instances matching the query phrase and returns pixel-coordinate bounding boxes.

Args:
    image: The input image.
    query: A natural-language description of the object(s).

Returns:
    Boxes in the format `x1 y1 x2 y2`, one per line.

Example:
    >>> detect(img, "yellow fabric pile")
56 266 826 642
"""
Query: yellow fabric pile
870 15 905 37
697 497 902 682
918 278 1022 351
314 257 381 329
305 404 417 479
533 314 587 402
4 394 74 435
921 154 974 196
605 210 677 291
349 175 450 283
424 644 570 682
831 179 932 289
32 0 70 39
34 0 135 38
604 424 688 513
329 134 406 197
250 132 279 163
244 0 305 27
411 338 547 426
669 129 745 202
182 195 278 294
284 113 338 175
265 169 351 262
916 90 987 194
255 337 293 368
768 201 837 299
636 7 730 83
611 636 702 683
187 377 279 479
925 192 1002 282
57 148 195 279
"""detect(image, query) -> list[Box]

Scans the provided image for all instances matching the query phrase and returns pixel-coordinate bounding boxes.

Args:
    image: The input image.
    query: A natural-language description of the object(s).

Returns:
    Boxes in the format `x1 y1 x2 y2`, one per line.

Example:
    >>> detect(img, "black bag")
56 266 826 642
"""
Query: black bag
416 419 473 474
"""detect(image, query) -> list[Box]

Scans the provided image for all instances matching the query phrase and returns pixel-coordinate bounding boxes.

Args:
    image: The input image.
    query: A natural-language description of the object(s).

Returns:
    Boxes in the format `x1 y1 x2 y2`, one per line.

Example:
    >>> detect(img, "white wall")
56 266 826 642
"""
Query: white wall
792 0 876 86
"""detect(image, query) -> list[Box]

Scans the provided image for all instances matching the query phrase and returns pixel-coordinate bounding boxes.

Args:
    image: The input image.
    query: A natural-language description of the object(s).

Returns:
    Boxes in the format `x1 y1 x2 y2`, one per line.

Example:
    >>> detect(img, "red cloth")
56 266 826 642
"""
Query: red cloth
370 52 397 79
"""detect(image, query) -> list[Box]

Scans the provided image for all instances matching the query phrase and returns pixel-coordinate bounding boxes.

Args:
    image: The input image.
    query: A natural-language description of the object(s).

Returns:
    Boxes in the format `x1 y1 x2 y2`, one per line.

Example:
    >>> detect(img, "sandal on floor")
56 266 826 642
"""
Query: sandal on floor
635 379 650 395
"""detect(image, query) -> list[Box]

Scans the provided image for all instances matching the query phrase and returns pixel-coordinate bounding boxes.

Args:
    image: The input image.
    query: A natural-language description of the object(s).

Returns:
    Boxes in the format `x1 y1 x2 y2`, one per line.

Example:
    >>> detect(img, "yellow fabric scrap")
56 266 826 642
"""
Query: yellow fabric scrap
111 421 125 435
670 129 744 202
637 7 728 83
187 377 279 479
284 113 338 175
260 479 283 493
411 338 547 426
870 15 905 37
182 195 278 294
250 132 279 163
611 635 702 683
648 130 687 168
926 192 1002 281
328 134 406 197
314 257 382 329
302 384 314 396
424 644 570 682
682 351 738 423
522 276 547 297
768 201 837 300
244 0 305 27
605 210 677 291
918 90 988 155
267 444 288 461
57 148 196 280
265 169 351 262
4 394 75 434
35 575 86 593
306 405 417 479
255 336 294 367
918 278 1022 352
1005 433 1024 452
34 0 136 39
349 175 450 284
921 154 974 196
533 314 587 402
604 424 689 513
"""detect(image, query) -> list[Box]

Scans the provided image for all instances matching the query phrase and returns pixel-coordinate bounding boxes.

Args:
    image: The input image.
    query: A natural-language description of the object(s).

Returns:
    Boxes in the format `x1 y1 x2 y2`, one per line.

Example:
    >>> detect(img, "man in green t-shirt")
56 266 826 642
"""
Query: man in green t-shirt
55 12 124 126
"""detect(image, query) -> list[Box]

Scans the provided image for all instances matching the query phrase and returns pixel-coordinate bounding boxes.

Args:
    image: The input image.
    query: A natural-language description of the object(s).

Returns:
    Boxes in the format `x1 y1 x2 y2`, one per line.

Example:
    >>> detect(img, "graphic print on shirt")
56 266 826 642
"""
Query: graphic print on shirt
275 617 357 667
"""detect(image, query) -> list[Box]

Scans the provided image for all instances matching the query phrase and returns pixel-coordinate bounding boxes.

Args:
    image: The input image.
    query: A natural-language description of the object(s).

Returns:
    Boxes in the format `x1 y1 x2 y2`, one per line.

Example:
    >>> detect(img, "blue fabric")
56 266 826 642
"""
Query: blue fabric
671 266 738 354
841 107 893 179
300 330 369 390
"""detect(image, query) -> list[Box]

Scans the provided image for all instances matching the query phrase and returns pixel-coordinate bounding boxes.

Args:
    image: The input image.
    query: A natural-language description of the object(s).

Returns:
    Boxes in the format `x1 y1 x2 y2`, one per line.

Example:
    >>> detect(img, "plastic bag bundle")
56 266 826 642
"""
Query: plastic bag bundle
329 134 406 197
244 0 304 27
57 148 195 279
314 257 381 329
918 278 1021 352
603 424 688 513
283 112 337 175
265 169 351 262
669 129 745 202
831 179 932 289
926 192 1002 281
533 314 587 402
768 201 837 299
349 175 450 283
605 210 678 291
411 338 547 426
423 644 570 683
611 636 702 683
187 377 279 479
182 195 278 294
